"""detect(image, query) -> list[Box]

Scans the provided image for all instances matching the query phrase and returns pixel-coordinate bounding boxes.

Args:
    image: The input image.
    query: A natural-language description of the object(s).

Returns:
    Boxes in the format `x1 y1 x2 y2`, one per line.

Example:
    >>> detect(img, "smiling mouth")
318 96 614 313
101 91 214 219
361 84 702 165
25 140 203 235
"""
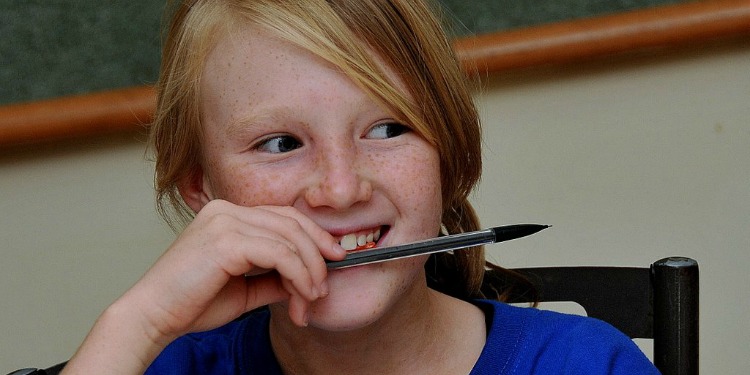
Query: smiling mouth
338 226 388 251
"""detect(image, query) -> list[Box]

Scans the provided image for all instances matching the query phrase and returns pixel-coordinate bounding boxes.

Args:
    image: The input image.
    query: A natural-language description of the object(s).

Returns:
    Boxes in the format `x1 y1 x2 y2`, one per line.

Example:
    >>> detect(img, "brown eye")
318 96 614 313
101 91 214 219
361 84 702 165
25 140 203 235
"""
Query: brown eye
256 135 302 153
366 122 411 139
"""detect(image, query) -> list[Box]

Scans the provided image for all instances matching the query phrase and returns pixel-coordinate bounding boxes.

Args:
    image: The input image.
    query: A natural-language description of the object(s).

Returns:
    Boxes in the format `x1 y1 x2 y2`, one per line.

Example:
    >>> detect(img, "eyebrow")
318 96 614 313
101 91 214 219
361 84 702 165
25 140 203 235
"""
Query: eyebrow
223 96 398 138
224 108 287 138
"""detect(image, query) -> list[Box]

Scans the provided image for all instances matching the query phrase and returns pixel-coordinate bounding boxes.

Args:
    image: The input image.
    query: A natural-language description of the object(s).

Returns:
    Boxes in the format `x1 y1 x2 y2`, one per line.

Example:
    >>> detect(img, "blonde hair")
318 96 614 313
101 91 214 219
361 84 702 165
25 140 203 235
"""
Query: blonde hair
151 0 489 299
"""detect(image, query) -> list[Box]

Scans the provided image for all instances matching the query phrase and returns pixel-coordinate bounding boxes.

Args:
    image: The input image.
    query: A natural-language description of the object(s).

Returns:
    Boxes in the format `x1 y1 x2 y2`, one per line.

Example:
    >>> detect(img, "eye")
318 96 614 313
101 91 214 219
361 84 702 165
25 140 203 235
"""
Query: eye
365 122 411 139
254 135 302 154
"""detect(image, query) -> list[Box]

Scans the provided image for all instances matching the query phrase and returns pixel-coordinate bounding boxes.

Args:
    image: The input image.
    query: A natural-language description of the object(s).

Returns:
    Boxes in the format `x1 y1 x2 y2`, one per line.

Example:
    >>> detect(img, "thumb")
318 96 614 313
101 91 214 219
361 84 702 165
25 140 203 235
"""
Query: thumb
243 272 292 309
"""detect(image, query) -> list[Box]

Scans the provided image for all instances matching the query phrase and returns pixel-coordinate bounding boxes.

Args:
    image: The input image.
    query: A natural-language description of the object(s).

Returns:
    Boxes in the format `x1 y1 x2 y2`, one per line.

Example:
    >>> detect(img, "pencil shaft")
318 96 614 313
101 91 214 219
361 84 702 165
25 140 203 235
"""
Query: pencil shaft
326 224 548 269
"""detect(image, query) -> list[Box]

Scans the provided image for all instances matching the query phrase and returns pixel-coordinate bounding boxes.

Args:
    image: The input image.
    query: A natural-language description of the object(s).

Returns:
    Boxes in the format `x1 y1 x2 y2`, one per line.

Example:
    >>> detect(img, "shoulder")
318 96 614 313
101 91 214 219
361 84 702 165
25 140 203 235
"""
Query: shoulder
145 308 274 375
472 300 659 375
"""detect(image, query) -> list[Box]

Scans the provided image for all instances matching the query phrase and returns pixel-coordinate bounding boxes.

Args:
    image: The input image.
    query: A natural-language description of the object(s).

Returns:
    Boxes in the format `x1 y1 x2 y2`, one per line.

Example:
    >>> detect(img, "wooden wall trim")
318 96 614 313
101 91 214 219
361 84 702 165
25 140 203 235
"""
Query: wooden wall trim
1 0 749 148
453 0 750 75
0 86 155 147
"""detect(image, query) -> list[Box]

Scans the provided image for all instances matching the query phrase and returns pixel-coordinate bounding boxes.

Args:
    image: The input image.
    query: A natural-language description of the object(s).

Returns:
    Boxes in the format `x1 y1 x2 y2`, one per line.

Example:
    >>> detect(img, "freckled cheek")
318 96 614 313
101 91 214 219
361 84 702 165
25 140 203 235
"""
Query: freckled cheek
212 168 300 207
401 151 441 200
371 148 441 218
407 152 442 233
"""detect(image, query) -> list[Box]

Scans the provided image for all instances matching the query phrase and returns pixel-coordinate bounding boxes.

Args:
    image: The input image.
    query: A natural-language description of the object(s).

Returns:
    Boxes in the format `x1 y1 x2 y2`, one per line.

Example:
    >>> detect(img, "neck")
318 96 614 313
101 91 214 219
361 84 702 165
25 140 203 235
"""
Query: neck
268 282 486 375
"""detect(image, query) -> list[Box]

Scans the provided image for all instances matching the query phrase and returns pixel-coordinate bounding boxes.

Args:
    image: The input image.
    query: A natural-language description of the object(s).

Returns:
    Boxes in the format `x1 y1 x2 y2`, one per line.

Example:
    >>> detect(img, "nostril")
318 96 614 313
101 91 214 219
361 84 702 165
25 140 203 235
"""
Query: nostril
304 169 372 210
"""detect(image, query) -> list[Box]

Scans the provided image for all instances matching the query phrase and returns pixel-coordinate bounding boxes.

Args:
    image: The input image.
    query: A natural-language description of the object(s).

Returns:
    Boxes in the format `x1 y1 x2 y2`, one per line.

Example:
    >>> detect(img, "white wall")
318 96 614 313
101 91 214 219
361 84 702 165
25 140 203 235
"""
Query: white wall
1 137 175 369
473 40 750 374
2 40 748 373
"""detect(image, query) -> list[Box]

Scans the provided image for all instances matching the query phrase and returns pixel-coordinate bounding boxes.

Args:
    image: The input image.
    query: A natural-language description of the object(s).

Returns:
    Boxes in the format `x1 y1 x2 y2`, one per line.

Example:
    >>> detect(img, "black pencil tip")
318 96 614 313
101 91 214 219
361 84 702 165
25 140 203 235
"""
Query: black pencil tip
492 224 550 242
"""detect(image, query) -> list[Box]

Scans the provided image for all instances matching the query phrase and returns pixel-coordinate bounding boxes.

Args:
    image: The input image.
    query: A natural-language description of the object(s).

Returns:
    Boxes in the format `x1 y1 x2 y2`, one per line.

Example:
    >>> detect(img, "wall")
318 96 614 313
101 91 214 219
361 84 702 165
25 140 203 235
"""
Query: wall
1 2 748 373
473 39 750 373
1 135 173 369
2 38 748 373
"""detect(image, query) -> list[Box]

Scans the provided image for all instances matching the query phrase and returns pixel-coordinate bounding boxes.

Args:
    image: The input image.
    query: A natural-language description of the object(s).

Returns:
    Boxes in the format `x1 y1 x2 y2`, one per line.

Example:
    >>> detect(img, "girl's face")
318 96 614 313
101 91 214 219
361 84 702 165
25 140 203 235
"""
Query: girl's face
193 25 442 331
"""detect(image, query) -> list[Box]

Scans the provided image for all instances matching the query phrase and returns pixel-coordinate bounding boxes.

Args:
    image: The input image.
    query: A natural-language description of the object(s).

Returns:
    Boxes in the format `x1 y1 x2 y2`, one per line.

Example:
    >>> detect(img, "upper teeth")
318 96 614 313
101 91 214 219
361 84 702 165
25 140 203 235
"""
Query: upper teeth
339 228 381 251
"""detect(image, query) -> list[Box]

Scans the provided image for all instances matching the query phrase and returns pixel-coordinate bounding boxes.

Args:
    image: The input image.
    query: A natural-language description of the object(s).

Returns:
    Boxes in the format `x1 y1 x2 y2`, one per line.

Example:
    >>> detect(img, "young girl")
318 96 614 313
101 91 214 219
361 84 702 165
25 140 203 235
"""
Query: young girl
61 0 658 373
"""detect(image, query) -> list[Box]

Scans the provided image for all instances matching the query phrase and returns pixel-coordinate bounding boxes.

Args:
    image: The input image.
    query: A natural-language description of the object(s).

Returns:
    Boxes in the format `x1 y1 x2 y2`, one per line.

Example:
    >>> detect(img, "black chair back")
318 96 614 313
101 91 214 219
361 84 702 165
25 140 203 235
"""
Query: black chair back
505 257 699 375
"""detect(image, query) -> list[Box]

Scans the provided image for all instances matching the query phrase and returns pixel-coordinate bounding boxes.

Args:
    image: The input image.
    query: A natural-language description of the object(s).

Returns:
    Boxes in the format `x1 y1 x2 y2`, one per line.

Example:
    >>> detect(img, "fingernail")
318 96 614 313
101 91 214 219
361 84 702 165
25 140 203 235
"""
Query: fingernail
319 281 329 297
332 243 346 256
303 311 310 327
311 285 320 299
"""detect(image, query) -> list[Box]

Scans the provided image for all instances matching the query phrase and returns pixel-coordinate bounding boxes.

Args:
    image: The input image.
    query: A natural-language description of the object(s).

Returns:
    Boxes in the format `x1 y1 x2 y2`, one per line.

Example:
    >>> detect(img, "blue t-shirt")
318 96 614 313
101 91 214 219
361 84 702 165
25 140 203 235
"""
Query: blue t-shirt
146 300 659 374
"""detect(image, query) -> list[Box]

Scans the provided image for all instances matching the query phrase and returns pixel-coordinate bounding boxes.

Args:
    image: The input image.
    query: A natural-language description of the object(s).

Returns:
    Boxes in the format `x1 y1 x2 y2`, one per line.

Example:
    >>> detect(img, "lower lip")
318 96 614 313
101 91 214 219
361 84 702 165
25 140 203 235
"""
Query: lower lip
329 263 377 276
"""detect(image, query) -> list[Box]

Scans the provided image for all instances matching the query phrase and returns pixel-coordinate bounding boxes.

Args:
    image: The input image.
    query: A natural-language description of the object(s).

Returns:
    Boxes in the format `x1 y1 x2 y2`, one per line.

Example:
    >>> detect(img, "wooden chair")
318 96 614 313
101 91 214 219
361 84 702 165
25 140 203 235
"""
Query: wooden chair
503 257 699 375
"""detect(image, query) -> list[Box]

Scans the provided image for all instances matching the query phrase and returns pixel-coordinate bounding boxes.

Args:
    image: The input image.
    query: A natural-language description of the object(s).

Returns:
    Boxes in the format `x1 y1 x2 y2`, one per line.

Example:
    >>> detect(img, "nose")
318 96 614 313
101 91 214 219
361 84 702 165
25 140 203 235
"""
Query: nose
303 144 372 210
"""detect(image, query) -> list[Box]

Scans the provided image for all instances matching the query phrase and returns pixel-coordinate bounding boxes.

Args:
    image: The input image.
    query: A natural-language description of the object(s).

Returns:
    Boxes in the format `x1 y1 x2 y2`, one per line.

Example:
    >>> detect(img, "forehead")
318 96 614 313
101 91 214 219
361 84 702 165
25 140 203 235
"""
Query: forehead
202 25 303 97
199 22 413 126
201 27 347 124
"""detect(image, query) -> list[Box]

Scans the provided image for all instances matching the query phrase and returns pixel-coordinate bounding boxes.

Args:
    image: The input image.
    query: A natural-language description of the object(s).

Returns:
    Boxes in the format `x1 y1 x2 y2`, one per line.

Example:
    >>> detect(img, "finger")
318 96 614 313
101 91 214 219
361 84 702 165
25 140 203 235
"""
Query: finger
237 207 339 292
287 291 310 327
202 229 318 302
243 266 272 277
254 206 346 260
188 274 288 332
237 236 319 300
255 274 312 327
244 273 292 307
200 203 336 298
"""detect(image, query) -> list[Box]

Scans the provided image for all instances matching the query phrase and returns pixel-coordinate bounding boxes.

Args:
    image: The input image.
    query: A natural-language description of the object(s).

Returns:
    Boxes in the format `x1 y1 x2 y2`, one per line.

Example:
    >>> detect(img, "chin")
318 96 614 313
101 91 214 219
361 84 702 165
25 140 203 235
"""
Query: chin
307 304 383 332
307 257 427 331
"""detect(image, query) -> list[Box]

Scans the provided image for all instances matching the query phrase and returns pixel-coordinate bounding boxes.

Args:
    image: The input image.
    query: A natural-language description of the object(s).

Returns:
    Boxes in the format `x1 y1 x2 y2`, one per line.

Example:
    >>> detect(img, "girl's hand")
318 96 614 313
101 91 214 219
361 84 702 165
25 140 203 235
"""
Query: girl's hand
63 200 344 374
136 199 345 336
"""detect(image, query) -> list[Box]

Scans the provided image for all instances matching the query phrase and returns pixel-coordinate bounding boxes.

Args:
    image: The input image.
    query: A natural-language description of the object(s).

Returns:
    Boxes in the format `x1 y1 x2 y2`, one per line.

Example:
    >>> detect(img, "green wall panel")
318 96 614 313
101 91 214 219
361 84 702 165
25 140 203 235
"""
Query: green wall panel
0 0 695 105
439 0 694 36
0 1 164 105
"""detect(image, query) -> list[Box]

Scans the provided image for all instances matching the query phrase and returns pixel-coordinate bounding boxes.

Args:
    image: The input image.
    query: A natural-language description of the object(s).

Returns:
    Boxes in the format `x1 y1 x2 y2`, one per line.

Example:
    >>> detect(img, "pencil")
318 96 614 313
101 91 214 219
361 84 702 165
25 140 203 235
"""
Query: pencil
326 224 549 269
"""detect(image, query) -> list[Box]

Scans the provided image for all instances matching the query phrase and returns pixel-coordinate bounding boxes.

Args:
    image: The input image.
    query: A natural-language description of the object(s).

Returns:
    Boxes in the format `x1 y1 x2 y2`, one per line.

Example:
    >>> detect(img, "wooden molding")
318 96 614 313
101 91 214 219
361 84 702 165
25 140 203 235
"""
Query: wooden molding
0 85 155 147
1 0 749 147
453 0 750 75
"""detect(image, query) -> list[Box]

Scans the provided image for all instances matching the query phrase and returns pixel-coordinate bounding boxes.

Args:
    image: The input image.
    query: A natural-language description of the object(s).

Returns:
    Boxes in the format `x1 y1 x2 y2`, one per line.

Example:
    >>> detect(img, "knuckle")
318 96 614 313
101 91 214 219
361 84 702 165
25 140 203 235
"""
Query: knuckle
204 212 236 230
275 205 298 216
273 241 300 260
277 214 303 232
201 199 229 213
211 231 239 252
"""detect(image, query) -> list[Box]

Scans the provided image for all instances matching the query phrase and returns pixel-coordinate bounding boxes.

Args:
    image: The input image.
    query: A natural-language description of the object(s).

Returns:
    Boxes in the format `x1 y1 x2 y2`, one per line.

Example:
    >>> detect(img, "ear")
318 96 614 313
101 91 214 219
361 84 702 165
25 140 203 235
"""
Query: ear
177 166 214 214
